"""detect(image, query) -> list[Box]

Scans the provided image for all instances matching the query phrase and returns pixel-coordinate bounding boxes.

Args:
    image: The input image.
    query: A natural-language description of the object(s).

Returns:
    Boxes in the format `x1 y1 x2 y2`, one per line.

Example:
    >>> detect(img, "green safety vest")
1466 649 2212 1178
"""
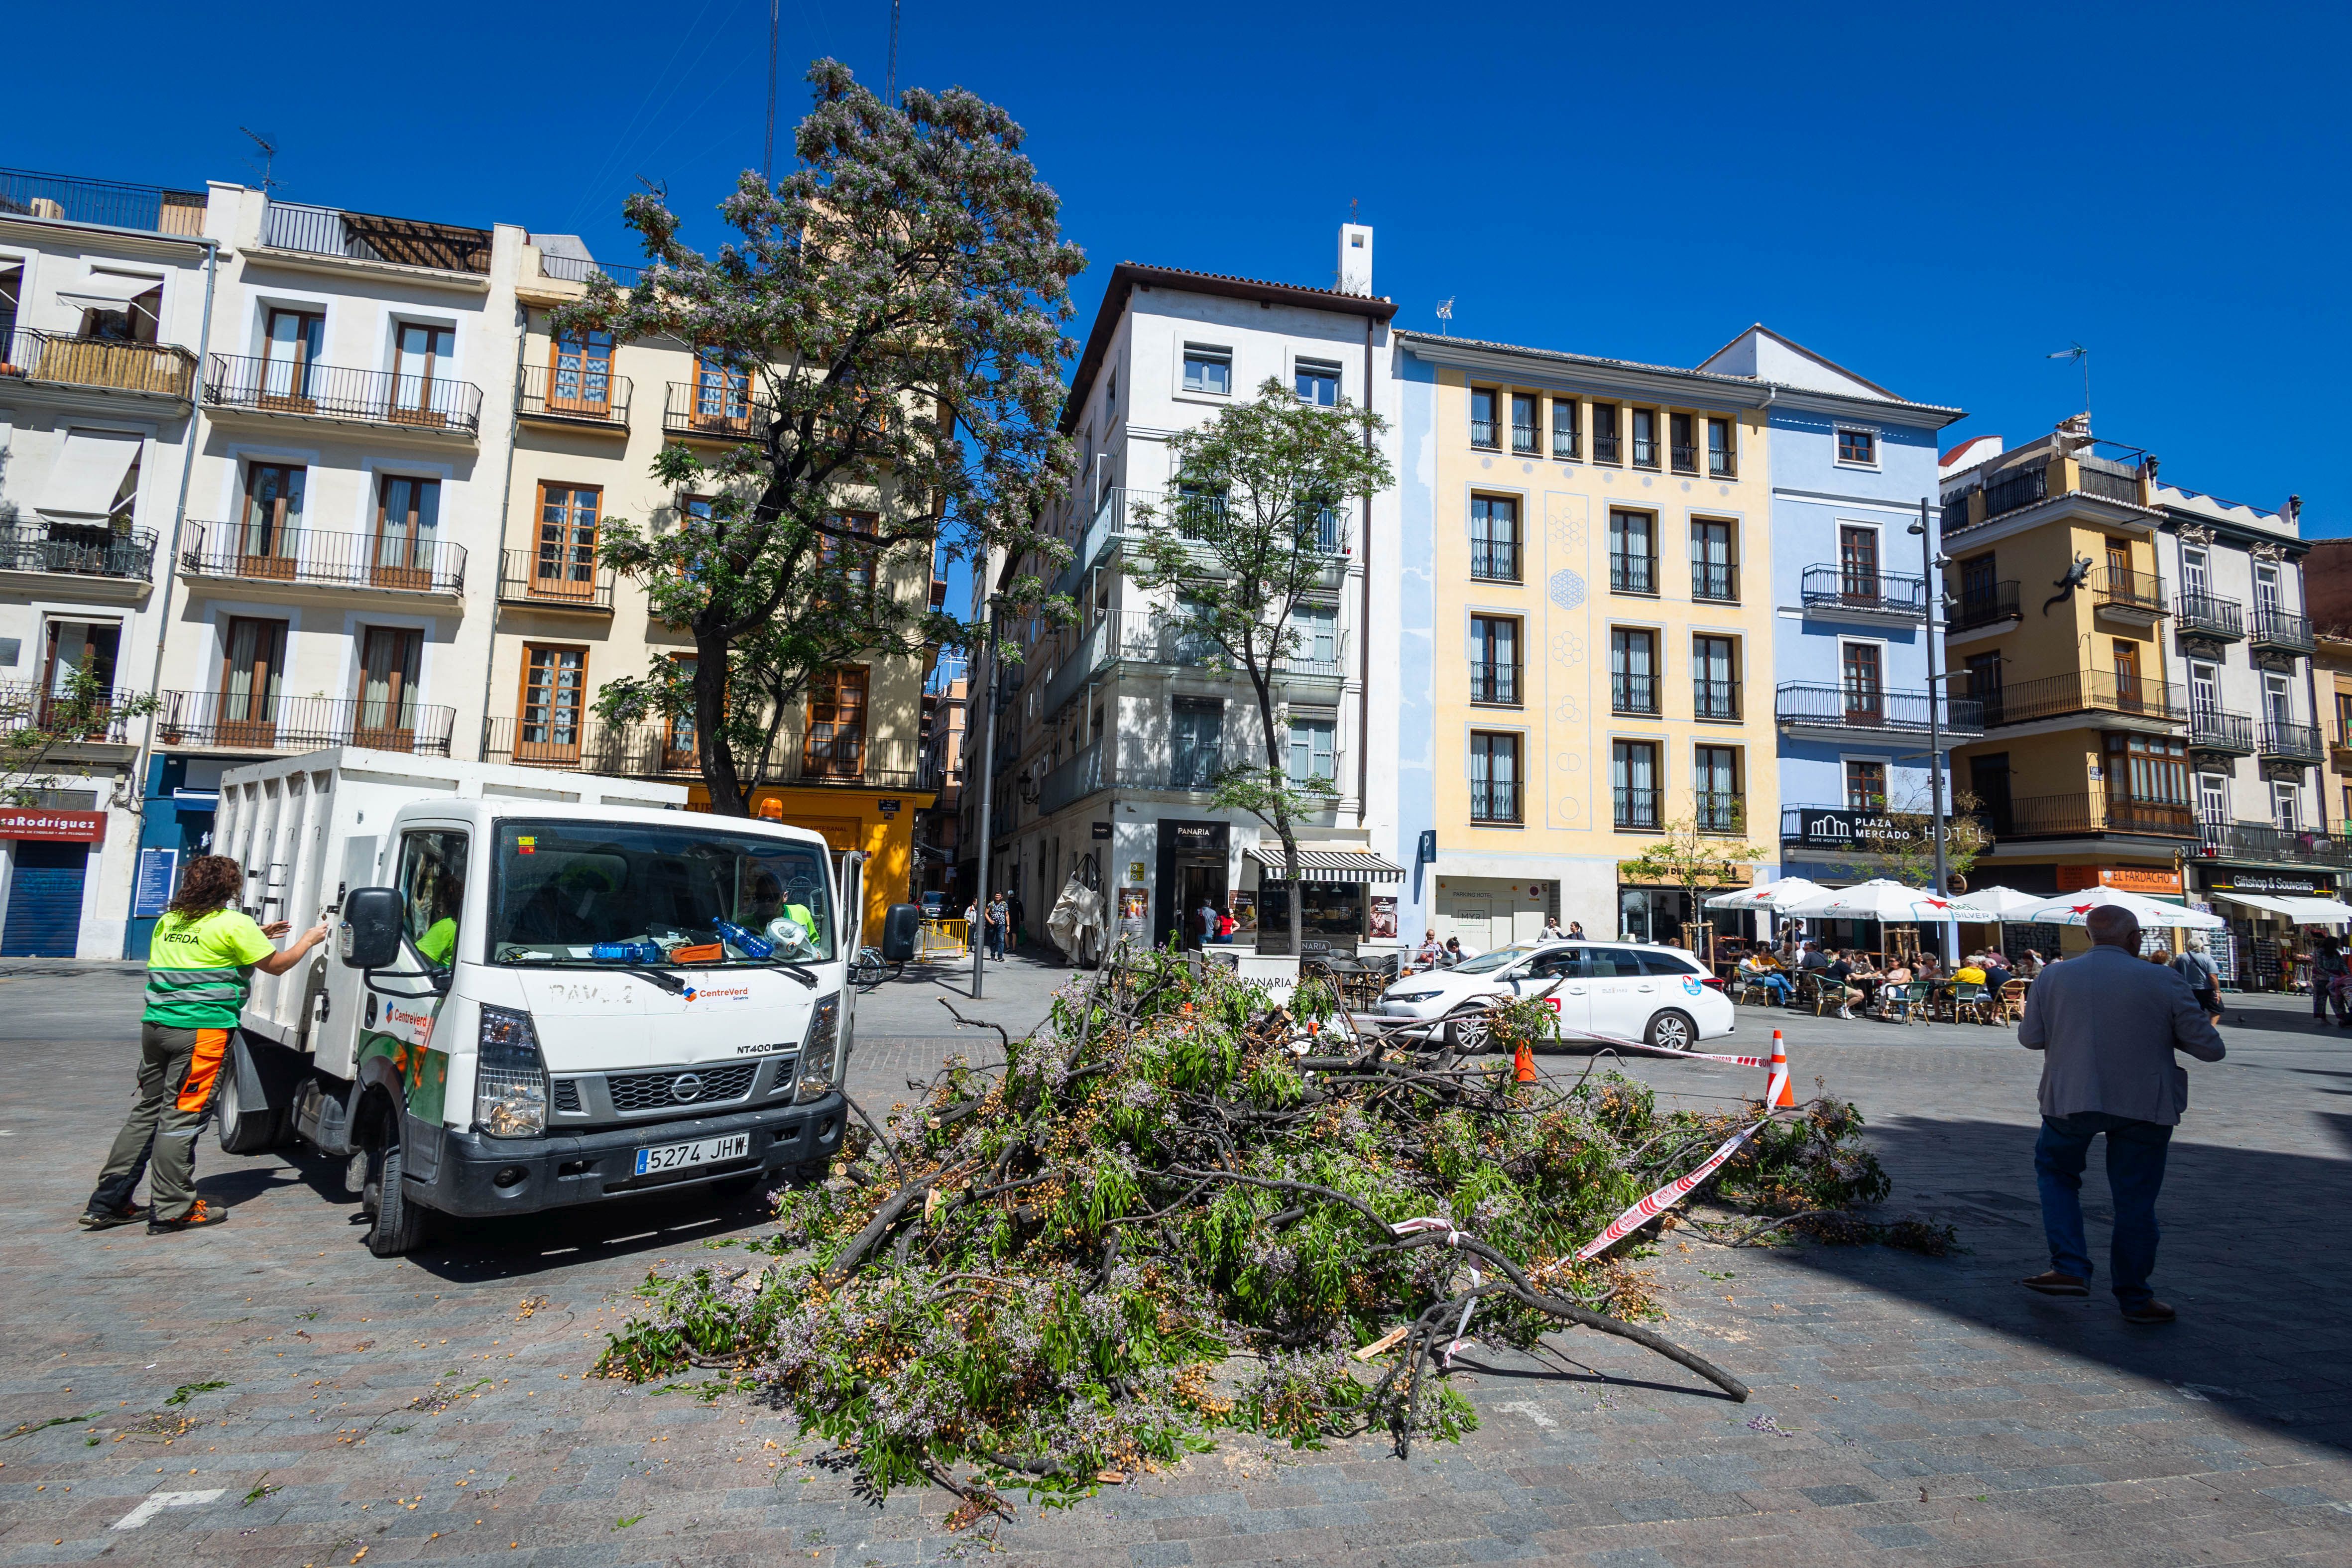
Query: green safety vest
144 908 275 1029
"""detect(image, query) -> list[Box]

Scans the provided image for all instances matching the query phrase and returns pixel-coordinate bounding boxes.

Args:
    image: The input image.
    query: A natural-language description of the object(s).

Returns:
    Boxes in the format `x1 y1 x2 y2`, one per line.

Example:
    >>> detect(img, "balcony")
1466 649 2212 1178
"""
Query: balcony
2174 590 2244 643
480 719 932 791
1949 580 2020 633
257 201 492 279
1775 682 1983 742
539 253 641 288
1551 424 1579 462
2090 566 2167 626
0 329 197 401
1693 678 1741 722
1695 790 1745 834
1510 422 1540 456
156 691 457 755
1472 538 1521 581
180 522 467 598
515 363 631 433
0 167 208 235
1055 487 1153 597
1983 792 2199 843
1612 673 1659 717
1613 786 1661 831
2196 818 2352 868
1959 455 2147 532
1469 417 1499 450
1979 669 2184 730
2250 607 2314 659
1670 443 1698 476
1692 562 1738 603
2186 707 2255 756
0 680 142 745
0 519 156 586
1800 565 1928 623
1610 553 1656 595
1038 739 1112 815
663 380 775 444
1472 777 1523 825
1630 435 1660 470
1708 447 1736 479
1593 431 1621 464
205 354 483 438
2259 721 2324 766
1470 662 1521 706
499 551 614 612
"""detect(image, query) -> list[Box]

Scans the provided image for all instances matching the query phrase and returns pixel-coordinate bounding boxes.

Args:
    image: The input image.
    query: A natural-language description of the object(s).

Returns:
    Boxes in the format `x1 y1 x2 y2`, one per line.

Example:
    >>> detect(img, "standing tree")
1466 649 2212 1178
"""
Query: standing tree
556 60 1080 814
1849 788 1992 893
1 663 154 806
1129 379 1391 962
1616 817 1769 959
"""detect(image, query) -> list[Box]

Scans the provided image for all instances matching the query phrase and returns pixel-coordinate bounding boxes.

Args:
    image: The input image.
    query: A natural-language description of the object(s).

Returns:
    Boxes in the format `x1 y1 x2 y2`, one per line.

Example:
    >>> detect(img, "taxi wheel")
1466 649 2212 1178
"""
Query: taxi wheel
1645 1009 1696 1052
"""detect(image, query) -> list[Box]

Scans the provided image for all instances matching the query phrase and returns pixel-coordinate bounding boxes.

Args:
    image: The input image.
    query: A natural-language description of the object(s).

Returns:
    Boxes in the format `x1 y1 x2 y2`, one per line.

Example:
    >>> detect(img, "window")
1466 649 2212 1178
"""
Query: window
76 274 161 344
1836 427 1878 467
2201 772 2231 829
1612 740 1660 830
1845 759 1887 811
2181 547 2209 598
1290 603 1338 667
219 616 288 741
2254 562 2281 615
1287 716 1336 783
2106 732 2190 806
1690 518 1737 602
390 321 455 420
1706 417 1735 478
1181 343 1231 396
1469 386 1499 449
2338 690 2352 747
533 483 600 598
1550 397 1580 461
395 829 468 969
1469 615 1519 705
1692 634 1738 720
373 475 442 588
1510 392 1540 455
1611 628 1658 715
1958 552 2000 622
1609 509 1656 594
357 626 423 744
1669 412 1697 474
823 510 879 595
2113 639 2144 709
38 621 119 729
1839 524 1881 600
1841 641 1884 723
260 308 323 403
2188 660 2221 728
1591 403 1621 464
1965 651 2003 722
693 348 751 430
1470 732 1521 822
1104 368 1117 416
1630 408 1659 469
550 330 613 413
665 654 699 770
1694 744 1740 832
1171 697 1222 788
805 666 869 779
0 261 19 343
2273 782 2301 832
1470 494 1520 581
519 644 588 759
2264 673 2294 730
1294 358 1340 407
1972 753 2013 831
239 462 305 570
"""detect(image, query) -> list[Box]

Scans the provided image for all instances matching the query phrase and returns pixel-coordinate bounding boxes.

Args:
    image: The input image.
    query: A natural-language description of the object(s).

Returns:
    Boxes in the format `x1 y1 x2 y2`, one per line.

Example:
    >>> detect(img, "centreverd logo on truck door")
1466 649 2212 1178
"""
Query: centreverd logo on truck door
681 983 752 1004
385 1004 436 1046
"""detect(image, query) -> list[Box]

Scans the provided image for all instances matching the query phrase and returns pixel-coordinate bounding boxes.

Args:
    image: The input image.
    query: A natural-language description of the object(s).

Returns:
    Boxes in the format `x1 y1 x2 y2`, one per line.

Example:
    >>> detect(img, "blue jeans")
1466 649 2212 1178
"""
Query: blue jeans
2035 1112 2172 1308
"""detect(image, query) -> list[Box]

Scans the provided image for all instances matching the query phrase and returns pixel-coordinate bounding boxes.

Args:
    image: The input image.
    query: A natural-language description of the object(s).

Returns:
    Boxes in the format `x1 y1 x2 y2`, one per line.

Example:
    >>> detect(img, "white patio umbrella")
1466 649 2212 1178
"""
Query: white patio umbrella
1702 877 1825 912
2016 886 2223 931
1777 878 1956 922
1943 885 2049 922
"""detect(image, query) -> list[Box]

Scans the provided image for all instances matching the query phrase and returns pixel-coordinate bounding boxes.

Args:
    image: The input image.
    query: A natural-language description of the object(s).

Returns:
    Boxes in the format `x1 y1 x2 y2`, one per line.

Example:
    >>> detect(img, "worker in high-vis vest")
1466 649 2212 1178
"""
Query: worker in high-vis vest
83 854 328 1233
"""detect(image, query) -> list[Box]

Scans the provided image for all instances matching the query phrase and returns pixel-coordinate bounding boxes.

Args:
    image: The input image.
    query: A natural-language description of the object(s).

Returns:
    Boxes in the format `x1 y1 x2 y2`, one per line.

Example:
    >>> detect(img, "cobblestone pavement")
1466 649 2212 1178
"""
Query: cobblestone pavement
2 965 2349 1566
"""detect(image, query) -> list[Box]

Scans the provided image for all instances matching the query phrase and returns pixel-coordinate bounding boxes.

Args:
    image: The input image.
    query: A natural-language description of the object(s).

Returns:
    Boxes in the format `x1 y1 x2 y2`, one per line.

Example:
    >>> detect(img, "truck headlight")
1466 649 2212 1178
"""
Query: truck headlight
476 1005 549 1136
797 994 839 1104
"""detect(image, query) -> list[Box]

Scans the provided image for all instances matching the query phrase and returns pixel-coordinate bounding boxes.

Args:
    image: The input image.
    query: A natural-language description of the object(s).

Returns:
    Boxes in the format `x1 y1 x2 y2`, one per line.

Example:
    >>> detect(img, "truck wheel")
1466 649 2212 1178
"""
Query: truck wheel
367 1143 432 1257
215 1042 286 1155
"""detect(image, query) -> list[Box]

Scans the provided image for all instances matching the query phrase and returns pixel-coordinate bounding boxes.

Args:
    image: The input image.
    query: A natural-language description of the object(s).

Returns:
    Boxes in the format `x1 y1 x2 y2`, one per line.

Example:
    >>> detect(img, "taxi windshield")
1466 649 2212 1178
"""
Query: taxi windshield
488 819 833 966
1451 942 1536 976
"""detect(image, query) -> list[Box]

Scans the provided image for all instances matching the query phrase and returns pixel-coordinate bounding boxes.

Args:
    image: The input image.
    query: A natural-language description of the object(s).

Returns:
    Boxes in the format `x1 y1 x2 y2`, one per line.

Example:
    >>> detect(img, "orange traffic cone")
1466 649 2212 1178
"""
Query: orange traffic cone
1765 1029 1795 1108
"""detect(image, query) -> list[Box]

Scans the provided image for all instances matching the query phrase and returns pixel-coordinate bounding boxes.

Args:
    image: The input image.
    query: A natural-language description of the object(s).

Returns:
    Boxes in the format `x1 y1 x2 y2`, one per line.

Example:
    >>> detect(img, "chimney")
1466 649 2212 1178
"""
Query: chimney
1338 223 1372 296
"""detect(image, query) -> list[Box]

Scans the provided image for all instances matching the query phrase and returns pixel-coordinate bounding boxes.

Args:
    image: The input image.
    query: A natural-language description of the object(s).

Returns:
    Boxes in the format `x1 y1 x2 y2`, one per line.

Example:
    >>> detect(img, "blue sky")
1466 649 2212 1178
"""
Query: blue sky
19 0 2348 555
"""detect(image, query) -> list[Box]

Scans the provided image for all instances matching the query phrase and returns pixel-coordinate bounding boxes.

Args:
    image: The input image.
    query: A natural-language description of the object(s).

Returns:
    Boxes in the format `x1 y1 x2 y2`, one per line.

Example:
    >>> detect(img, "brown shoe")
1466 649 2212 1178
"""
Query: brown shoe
78 1204 140 1230
147 1199 228 1234
2120 1299 2176 1324
2020 1270 2089 1296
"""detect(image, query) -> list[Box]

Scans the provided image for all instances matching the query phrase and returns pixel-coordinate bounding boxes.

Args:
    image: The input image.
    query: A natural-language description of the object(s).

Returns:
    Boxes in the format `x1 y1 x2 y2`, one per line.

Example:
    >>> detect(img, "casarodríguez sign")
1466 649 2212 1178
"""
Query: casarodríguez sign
0 808 105 844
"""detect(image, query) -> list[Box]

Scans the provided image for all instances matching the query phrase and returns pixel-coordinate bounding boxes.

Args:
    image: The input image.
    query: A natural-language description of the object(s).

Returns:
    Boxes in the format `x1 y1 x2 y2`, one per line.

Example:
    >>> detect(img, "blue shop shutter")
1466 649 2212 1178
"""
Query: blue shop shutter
3 842 90 957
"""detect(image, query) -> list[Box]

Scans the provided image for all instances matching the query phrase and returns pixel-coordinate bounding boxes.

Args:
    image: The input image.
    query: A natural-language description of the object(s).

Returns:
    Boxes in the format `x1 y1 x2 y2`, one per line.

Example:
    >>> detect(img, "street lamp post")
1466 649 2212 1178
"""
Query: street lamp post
969 602 999 1000
1911 497 1954 956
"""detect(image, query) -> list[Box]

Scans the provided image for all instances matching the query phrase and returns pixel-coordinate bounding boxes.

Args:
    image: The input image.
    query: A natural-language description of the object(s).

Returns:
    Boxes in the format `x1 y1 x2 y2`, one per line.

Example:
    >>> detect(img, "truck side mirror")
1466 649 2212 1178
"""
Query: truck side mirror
340 887 406 969
879 903 921 964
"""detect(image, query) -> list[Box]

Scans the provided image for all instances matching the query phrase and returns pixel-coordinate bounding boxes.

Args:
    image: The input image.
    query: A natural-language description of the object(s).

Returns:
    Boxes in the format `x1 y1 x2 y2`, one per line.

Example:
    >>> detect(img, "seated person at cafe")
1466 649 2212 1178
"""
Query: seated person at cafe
1820 950 1862 1018
1953 956 1989 987
1981 950 2013 988
1798 941 1830 972
1738 949 1793 1003
1846 952 1886 1007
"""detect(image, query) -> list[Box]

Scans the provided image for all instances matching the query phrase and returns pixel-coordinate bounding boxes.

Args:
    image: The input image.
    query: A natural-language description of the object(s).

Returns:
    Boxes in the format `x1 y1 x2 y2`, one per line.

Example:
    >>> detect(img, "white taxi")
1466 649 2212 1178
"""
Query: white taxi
1375 941 1734 1052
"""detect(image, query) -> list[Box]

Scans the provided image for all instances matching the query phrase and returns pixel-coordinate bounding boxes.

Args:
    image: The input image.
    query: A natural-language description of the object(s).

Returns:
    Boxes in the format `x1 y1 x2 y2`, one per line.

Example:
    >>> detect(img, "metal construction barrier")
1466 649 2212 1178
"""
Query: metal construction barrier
918 918 970 960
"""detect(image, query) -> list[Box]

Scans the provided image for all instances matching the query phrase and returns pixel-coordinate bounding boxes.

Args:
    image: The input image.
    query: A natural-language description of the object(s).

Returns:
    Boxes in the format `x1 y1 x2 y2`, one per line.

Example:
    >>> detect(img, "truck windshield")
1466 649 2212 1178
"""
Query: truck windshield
488 820 834 966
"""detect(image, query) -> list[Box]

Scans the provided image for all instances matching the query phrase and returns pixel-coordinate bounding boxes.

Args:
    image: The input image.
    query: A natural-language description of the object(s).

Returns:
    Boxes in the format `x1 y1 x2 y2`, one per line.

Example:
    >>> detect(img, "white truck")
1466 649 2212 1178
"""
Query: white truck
207 747 915 1255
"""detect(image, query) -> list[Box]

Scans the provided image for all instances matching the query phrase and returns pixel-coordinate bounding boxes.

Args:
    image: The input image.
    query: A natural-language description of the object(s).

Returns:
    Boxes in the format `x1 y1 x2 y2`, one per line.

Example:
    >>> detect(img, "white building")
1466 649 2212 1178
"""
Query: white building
971 227 1409 959
0 168 218 957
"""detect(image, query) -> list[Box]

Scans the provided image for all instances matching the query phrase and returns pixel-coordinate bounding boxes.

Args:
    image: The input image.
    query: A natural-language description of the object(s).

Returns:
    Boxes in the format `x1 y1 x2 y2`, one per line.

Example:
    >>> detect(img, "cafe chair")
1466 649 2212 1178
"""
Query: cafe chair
1874 981 1927 1026
1951 981 1995 1025
1997 979 2029 1023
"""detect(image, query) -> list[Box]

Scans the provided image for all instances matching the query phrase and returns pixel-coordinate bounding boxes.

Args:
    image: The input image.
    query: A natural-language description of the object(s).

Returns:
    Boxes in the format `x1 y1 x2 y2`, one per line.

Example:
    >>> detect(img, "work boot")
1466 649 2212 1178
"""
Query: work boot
78 1204 140 1231
148 1199 228 1235
2120 1299 2176 1325
2019 1270 2089 1296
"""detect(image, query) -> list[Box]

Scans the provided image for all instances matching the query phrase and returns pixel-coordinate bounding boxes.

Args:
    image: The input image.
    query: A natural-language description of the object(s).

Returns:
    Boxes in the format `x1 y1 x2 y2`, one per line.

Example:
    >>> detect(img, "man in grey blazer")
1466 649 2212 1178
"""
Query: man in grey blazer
2017 904 2227 1323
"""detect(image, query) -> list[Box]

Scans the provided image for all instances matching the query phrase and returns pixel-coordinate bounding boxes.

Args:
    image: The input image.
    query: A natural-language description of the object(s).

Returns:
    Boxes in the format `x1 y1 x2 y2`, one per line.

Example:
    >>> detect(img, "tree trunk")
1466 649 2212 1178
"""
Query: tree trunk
1250 671 1303 965
694 626 750 816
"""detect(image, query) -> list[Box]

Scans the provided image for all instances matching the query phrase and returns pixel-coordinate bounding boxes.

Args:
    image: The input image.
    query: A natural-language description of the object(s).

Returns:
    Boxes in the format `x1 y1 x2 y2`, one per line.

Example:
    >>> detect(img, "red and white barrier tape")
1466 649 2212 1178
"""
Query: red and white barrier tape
1391 1216 1482 1366
1574 1117 1768 1261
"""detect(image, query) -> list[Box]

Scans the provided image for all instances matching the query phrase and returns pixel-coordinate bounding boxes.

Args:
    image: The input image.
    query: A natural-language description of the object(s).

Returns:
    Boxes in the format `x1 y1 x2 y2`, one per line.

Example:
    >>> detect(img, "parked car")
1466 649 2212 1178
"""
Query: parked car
921 891 946 918
1375 940 1732 1052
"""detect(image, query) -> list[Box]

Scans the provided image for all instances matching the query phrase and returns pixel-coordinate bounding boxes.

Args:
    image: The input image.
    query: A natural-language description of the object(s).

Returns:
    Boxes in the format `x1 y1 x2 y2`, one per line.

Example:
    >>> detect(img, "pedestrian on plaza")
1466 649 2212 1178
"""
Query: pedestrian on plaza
2016 903 2226 1323
1194 898 1219 950
1566 920 1585 940
2310 933 2348 1024
1442 937 1470 966
1007 892 1026 951
985 893 1009 962
82 855 328 1233
1540 915 1563 941
2170 936 2222 1024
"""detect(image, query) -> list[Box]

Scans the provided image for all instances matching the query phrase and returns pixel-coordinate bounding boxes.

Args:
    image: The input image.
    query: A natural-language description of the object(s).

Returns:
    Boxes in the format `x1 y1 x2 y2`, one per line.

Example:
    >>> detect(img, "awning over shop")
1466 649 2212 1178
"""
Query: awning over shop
1244 846 1407 883
2209 890 2352 925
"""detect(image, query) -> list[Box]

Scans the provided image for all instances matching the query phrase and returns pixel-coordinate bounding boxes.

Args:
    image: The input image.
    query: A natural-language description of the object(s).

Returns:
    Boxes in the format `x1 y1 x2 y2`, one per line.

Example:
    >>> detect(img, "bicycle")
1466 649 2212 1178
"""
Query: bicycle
847 945 906 989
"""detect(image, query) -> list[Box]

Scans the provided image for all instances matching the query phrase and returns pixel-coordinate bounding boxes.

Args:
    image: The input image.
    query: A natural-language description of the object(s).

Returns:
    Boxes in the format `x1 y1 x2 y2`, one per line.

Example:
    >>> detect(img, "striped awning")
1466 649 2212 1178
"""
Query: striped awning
1245 846 1408 883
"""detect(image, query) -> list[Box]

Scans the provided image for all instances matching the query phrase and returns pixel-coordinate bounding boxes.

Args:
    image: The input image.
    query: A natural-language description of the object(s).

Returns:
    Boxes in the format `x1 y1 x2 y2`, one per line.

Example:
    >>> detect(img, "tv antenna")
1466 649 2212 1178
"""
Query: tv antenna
239 126 282 194
885 0 903 106
1435 297 1454 337
2046 342 2090 419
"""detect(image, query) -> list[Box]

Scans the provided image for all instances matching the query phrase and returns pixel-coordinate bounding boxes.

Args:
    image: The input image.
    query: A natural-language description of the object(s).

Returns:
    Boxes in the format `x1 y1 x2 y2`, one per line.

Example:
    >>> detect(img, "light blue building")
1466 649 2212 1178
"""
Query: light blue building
1696 328 1968 888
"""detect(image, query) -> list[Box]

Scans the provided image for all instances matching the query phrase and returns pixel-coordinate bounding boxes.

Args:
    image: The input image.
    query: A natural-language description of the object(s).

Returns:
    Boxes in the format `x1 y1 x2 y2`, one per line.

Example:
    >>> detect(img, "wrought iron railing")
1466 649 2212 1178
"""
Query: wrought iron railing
539 253 641 287
0 167 207 235
2251 607 2315 653
1593 431 1620 464
1612 673 1658 715
1630 434 1659 469
2091 566 2165 615
2175 590 2244 639
1613 786 1661 831
1470 663 1520 705
1670 443 1698 474
1800 565 1927 616
1469 417 1499 450
1775 682 1984 735
1692 562 1738 602
206 354 484 434
1984 792 2198 841
0 329 196 398
1471 538 1520 581
480 718 931 790
0 680 142 742
1707 446 1736 479
1472 777 1522 824
156 691 457 754
2199 819 2352 867
1551 422 1579 461
2259 721 2324 763
499 550 613 609
259 201 491 273
180 521 466 594
1610 552 1656 594
664 379 774 443
0 520 155 580
1979 669 2184 727
1949 581 2020 631
516 363 631 428
1693 679 1741 721
1981 463 2050 521
2186 707 2254 753
1694 790 1744 834
1510 422 1540 455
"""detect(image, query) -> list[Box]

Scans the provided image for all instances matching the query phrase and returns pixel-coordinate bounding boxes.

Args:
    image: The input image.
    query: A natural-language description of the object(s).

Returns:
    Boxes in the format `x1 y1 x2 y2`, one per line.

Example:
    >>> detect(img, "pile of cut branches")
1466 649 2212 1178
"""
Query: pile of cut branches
594 949 1937 1515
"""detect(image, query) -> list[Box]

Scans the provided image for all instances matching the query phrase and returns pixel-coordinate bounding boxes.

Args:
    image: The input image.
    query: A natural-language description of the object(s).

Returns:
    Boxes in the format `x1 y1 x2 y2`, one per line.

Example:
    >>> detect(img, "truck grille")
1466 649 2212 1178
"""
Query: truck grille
607 1063 758 1113
552 1079 583 1113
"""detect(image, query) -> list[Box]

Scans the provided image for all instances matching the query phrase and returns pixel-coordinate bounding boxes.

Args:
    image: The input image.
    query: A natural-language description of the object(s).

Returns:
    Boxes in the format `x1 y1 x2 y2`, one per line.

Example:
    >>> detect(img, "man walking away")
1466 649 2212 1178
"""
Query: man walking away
985 894 1008 962
2017 904 2225 1323
2311 934 2347 1024
83 855 327 1233
2171 935 2221 1023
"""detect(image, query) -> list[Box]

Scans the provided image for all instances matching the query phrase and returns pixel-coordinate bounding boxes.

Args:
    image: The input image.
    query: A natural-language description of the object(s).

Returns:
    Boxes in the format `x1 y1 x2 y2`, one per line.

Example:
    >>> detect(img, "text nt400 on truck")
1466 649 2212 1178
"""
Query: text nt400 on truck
204 747 919 1256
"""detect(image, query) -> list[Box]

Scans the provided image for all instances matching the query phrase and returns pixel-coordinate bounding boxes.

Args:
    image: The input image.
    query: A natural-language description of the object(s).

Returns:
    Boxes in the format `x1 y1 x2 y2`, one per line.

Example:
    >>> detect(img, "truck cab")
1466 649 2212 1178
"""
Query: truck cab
210 750 896 1256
